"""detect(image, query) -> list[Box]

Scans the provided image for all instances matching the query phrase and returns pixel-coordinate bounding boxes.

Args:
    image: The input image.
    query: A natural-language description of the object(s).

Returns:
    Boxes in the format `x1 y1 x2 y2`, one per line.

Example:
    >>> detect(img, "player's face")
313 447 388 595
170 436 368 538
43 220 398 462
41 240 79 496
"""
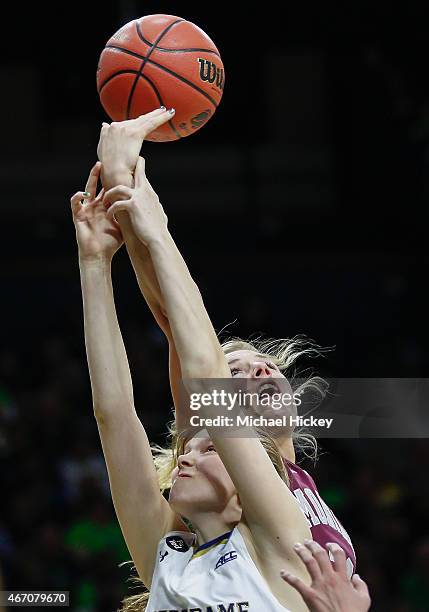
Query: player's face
169 433 239 517
226 349 285 380
225 350 295 416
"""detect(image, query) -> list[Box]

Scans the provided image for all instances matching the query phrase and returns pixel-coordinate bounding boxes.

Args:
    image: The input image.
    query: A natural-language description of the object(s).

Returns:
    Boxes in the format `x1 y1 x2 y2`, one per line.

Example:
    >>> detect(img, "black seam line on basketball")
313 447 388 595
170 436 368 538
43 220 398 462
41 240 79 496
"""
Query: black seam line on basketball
136 21 220 58
98 69 140 94
106 43 220 61
106 44 153 62
126 19 183 119
104 45 219 109
141 73 182 139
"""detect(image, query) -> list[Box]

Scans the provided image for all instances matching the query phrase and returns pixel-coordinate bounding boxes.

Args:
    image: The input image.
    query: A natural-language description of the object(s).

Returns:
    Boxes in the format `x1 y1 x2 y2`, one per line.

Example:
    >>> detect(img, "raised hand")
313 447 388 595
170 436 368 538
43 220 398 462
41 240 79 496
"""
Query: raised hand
97 107 175 185
70 161 123 261
281 541 371 612
102 156 168 248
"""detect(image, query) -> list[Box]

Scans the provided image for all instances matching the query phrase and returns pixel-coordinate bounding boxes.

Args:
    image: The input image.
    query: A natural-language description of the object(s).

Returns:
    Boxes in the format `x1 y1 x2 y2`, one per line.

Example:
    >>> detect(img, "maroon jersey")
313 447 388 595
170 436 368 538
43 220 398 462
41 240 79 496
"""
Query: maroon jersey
285 459 356 577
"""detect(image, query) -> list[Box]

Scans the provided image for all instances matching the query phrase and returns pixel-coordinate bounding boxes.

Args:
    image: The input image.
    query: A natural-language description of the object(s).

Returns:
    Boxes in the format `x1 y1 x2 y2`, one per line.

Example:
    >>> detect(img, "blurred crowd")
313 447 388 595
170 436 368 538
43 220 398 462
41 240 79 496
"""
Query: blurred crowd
0 306 428 611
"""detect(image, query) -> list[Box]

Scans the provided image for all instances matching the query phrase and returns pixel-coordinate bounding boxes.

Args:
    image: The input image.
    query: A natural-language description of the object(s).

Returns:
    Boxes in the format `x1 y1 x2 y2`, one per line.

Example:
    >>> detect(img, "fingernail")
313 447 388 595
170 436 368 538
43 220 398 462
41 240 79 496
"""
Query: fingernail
83 192 90 197
280 570 289 577
168 108 175 114
293 543 301 550
160 106 166 110
304 539 312 545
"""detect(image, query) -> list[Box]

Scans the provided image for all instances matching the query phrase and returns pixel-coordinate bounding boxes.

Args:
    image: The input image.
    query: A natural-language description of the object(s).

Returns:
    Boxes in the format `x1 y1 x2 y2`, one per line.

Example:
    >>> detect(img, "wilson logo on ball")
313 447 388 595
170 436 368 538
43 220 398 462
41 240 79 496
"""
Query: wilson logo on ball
198 58 224 90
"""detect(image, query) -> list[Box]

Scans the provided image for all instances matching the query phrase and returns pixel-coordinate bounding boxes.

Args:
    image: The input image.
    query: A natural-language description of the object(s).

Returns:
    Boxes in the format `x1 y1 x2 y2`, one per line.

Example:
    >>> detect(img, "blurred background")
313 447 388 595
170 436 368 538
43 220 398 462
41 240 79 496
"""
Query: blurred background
1 1 429 610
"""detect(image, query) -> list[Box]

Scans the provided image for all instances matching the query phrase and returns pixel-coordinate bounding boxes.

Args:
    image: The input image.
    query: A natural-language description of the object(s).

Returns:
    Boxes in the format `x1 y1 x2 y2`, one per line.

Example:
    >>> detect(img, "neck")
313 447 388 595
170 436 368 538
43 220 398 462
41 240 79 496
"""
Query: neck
188 512 237 547
276 434 296 463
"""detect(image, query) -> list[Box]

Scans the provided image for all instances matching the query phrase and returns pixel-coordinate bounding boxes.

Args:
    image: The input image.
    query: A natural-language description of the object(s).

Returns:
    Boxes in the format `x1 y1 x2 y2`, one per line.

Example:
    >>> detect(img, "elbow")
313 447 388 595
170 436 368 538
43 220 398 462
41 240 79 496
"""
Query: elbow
93 407 108 426
93 399 135 425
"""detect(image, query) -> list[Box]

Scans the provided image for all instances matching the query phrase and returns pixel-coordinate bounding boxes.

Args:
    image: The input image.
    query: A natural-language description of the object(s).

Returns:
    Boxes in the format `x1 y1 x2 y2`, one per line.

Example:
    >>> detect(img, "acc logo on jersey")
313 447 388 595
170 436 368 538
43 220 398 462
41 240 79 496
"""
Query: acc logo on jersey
215 550 237 570
166 536 190 552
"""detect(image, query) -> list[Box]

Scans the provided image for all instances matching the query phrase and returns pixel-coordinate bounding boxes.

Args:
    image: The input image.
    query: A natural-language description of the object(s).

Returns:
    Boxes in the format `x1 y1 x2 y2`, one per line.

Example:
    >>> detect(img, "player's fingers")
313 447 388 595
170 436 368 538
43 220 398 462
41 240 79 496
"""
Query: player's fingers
84 161 102 198
134 107 168 124
106 199 132 221
351 574 370 598
94 188 105 203
129 107 166 132
292 543 322 583
304 540 334 576
136 108 175 136
326 542 348 578
103 185 133 207
280 570 316 604
134 156 147 188
70 191 88 215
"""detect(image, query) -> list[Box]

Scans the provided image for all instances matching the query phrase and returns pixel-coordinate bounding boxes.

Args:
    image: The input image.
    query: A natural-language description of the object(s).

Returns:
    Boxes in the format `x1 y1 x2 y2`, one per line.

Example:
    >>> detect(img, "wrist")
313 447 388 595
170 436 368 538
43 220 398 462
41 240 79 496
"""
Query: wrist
144 227 172 251
101 166 134 190
78 253 112 268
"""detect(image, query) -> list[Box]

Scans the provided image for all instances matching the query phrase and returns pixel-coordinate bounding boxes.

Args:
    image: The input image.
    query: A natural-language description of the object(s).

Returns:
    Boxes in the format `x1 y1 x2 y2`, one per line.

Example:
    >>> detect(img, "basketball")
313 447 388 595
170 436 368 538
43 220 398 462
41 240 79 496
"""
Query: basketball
96 14 225 142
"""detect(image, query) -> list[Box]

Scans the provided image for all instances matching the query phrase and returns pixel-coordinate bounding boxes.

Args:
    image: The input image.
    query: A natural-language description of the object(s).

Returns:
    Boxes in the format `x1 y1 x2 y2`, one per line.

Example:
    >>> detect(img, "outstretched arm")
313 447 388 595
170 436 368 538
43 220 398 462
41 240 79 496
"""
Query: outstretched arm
97 109 184 412
71 162 184 587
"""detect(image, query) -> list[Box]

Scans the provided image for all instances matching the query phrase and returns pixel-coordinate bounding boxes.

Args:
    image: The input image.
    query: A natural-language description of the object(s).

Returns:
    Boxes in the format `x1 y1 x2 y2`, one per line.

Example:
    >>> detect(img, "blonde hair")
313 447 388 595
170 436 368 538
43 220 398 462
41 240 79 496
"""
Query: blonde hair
221 333 330 461
118 333 330 611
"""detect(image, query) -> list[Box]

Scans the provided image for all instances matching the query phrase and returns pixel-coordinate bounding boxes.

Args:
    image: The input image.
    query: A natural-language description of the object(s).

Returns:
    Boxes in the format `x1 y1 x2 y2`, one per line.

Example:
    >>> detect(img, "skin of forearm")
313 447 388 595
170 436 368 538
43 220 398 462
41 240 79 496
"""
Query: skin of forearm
79 258 135 418
100 166 188 416
148 231 230 380
126 242 169 326
101 168 170 333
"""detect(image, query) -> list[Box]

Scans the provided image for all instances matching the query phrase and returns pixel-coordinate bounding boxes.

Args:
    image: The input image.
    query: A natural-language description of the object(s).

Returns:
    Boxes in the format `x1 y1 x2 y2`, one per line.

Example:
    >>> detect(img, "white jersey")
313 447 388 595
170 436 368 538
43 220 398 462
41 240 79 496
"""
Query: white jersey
146 527 291 612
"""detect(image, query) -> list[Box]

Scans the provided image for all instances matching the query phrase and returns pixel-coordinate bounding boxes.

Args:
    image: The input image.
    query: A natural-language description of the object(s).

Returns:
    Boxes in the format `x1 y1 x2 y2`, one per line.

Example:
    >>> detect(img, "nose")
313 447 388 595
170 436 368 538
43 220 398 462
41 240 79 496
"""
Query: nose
178 451 195 469
251 361 271 378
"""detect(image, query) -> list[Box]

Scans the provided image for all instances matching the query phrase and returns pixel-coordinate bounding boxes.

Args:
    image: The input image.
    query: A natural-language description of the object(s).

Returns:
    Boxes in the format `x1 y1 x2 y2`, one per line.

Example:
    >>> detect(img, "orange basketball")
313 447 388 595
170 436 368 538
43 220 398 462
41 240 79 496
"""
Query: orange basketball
96 14 225 142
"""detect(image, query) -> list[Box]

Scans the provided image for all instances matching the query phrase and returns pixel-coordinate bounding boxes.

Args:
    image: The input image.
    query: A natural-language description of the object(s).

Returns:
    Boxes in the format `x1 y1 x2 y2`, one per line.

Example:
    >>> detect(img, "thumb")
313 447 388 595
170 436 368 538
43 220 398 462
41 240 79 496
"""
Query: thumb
70 191 87 216
134 156 146 188
106 199 131 221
